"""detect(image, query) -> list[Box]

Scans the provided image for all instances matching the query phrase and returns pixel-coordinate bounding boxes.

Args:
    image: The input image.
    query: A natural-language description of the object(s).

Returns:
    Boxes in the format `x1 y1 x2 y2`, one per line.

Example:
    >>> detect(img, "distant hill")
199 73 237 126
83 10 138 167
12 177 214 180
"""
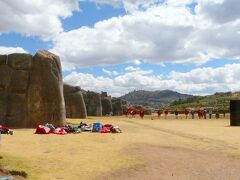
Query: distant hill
120 90 193 108
169 92 240 112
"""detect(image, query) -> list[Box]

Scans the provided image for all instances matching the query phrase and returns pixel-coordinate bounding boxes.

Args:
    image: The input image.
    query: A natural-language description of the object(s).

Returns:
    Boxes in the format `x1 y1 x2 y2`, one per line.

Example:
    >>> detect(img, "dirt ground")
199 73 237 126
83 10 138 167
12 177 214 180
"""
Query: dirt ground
101 145 240 180
1 114 240 179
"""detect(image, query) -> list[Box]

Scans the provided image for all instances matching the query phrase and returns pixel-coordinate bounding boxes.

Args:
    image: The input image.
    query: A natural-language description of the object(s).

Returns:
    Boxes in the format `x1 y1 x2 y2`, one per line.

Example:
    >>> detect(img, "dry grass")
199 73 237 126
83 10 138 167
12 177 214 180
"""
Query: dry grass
1 114 240 179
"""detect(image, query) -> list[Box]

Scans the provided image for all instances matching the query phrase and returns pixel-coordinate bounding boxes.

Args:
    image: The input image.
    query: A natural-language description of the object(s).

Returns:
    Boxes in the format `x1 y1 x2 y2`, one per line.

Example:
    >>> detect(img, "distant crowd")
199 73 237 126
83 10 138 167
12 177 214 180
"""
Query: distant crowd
124 107 225 120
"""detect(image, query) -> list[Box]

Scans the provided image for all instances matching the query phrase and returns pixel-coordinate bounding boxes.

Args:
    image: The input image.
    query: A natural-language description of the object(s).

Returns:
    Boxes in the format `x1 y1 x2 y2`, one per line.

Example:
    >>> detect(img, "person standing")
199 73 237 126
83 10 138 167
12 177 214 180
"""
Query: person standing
223 111 226 118
203 109 207 119
127 107 132 118
190 109 195 119
174 108 179 119
139 108 145 119
164 108 169 119
184 108 189 119
209 109 212 119
157 109 162 118
197 109 202 119
132 108 136 118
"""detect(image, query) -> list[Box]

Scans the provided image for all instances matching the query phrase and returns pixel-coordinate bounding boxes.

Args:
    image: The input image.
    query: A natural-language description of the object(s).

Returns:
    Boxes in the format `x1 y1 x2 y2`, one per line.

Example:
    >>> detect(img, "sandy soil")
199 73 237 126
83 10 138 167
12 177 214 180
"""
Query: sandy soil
101 145 240 180
1 115 240 179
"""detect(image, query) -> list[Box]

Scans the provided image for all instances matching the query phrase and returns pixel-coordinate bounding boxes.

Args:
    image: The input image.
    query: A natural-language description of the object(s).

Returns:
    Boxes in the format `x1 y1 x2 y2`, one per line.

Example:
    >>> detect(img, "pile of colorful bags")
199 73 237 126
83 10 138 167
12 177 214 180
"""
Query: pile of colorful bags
80 121 122 133
0 125 13 135
35 122 122 135
35 123 80 135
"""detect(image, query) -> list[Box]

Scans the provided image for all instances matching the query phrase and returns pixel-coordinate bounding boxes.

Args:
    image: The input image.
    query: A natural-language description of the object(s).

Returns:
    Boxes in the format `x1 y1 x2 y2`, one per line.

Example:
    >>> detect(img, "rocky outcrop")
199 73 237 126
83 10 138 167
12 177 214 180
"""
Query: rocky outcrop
0 50 66 127
101 92 113 116
82 91 102 116
64 84 87 119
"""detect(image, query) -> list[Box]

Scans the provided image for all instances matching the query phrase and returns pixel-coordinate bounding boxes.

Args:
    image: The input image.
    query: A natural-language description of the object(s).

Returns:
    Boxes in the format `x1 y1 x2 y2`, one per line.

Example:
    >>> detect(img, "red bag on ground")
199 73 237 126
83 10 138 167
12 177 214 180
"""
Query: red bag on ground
54 128 67 135
101 124 112 133
101 127 111 133
0 125 10 132
35 125 51 134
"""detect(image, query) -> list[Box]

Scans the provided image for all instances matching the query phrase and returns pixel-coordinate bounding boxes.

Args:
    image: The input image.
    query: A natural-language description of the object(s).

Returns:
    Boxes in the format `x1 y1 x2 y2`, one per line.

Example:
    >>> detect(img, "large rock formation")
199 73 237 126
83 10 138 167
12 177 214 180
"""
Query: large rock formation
0 50 66 127
101 92 113 116
64 84 87 119
82 90 102 116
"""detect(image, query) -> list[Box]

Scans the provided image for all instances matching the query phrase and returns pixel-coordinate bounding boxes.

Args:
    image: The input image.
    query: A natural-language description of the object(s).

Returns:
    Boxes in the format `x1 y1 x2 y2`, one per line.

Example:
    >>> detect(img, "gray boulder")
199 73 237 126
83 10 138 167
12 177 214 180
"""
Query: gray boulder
82 91 102 116
64 84 87 119
101 92 113 116
0 50 66 127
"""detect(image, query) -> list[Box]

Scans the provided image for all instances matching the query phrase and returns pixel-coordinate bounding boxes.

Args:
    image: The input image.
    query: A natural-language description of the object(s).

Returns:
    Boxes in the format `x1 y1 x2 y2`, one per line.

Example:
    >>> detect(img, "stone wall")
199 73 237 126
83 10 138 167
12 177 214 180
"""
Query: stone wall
0 50 66 127
101 92 113 116
101 98 113 115
64 84 87 119
82 91 102 116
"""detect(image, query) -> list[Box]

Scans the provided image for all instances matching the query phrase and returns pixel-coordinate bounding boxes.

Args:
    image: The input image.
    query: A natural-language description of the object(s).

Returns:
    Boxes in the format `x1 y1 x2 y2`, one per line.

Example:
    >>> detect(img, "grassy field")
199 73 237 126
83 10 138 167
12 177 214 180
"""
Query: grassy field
1 114 240 179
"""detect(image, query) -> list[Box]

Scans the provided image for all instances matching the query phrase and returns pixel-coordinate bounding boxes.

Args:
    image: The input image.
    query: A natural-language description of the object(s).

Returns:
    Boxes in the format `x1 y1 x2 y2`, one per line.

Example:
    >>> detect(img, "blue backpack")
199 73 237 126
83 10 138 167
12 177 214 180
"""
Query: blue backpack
92 122 102 132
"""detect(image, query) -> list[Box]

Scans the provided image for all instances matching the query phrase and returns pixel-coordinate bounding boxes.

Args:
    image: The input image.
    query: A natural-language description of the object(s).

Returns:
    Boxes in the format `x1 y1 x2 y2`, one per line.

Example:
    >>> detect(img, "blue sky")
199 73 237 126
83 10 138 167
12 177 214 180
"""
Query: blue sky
0 0 239 96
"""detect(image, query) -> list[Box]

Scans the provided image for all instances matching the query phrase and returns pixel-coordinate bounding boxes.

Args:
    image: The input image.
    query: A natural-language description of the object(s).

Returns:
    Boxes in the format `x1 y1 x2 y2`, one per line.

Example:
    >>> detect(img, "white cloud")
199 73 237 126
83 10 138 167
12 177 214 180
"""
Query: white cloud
0 46 27 54
64 63 240 97
0 0 79 40
132 59 141 65
125 66 140 71
1 0 239 71
51 4 196 67
51 0 240 70
197 0 240 24
102 68 119 75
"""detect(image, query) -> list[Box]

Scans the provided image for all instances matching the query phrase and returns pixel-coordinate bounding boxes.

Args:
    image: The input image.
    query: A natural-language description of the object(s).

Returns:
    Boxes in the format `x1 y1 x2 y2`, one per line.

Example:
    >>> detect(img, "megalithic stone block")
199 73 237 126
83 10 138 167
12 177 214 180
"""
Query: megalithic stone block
101 98 113 116
0 50 66 127
27 50 66 127
64 84 87 119
82 91 102 116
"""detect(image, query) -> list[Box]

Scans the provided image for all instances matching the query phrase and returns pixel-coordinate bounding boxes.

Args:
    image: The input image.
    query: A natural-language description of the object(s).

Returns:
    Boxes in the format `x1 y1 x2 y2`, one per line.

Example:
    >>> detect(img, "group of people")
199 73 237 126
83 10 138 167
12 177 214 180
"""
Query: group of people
124 106 223 120
157 108 222 119
124 107 145 119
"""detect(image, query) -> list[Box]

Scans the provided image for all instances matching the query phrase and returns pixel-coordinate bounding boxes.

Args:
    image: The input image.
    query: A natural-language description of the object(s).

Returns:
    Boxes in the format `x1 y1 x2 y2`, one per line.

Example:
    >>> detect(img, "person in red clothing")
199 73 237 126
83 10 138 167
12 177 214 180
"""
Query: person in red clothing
139 108 145 119
157 109 162 118
131 108 136 118
197 108 203 119
174 108 179 119
184 108 189 119
127 107 134 118
164 108 169 119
